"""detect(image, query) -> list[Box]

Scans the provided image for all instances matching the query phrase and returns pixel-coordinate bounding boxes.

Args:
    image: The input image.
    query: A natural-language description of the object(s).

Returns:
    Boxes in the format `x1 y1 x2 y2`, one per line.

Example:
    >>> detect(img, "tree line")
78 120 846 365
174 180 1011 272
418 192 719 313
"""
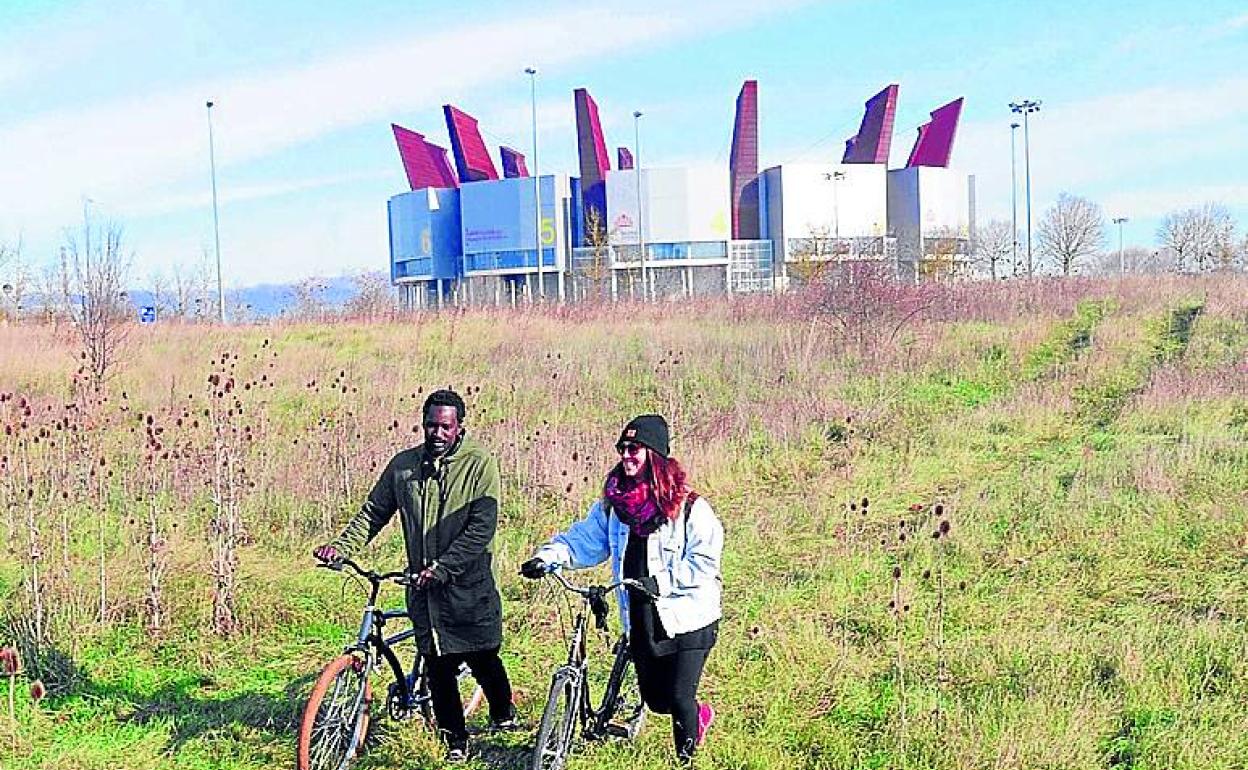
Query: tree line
974 197 1247 279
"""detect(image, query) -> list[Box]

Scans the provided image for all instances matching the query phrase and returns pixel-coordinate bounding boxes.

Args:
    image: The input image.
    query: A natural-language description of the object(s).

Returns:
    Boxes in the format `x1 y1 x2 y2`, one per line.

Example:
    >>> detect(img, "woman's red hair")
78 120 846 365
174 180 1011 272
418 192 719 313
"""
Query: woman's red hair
646 452 690 522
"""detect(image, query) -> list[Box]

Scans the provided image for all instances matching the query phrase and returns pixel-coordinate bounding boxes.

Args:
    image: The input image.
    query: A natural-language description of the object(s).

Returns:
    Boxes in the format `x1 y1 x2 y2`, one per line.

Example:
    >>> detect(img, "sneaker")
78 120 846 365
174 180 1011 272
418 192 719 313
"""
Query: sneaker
489 716 524 732
489 705 524 732
695 702 715 745
445 739 469 763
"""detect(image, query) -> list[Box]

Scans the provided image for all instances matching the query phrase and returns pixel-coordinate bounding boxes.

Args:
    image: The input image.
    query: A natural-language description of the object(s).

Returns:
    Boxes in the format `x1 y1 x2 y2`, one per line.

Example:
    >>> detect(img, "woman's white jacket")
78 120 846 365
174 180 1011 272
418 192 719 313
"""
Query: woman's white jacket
533 496 723 636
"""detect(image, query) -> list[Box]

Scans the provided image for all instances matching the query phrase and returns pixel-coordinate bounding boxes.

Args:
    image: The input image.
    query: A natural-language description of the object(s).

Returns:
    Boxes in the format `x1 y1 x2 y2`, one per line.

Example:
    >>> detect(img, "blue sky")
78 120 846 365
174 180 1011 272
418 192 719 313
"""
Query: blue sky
1 0 1246 286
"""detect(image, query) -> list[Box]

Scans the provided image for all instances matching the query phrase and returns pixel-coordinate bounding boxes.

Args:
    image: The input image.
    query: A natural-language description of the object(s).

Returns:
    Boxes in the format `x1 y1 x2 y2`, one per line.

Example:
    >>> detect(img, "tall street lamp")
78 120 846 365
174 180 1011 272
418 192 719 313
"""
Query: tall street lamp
1112 216 1128 273
525 67 543 301
1009 122 1020 275
633 110 647 300
1009 100 1041 276
206 100 225 323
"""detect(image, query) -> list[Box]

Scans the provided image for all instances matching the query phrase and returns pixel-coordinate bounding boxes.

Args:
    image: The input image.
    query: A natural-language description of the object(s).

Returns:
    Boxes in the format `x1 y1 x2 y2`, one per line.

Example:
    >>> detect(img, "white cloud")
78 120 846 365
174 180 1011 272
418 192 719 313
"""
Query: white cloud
0 0 812 235
0 54 24 91
956 75 1248 222
1099 185 1248 221
1221 11 1248 32
0 0 819 282
124 170 393 219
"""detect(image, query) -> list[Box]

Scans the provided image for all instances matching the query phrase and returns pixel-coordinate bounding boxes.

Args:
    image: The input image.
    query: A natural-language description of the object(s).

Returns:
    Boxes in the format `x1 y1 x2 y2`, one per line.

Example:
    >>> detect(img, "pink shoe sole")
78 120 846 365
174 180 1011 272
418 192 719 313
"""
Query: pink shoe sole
696 702 715 745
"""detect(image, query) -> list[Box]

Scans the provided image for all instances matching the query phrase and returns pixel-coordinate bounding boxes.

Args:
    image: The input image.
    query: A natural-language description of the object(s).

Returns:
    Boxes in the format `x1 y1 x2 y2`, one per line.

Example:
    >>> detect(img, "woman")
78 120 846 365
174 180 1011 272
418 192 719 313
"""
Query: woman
520 414 723 763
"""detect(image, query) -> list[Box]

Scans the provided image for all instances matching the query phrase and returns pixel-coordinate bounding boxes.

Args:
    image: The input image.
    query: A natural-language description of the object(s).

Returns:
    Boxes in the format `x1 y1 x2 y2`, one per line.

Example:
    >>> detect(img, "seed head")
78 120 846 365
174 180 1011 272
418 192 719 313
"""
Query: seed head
0 646 20 675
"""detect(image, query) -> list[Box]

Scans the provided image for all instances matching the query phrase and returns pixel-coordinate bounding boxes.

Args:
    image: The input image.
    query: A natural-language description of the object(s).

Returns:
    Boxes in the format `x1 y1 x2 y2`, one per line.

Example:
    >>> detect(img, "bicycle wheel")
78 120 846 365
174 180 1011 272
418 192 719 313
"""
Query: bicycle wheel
296 653 373 770
529 669 581 770
596 642 646 740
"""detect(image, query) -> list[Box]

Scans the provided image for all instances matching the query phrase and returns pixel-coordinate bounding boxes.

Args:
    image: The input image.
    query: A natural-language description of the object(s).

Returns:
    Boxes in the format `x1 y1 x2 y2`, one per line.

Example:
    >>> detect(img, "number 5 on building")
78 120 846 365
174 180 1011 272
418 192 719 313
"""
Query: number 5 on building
540 217 556 246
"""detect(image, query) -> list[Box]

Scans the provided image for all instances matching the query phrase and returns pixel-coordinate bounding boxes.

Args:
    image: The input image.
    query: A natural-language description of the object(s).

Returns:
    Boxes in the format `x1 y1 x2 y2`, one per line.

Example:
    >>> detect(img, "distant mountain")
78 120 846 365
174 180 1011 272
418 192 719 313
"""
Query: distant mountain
123 274 379 321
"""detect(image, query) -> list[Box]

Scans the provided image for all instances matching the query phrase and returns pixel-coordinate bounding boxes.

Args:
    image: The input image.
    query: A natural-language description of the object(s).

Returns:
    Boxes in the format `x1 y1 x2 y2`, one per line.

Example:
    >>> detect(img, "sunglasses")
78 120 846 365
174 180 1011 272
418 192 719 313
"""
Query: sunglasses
617 442 645 456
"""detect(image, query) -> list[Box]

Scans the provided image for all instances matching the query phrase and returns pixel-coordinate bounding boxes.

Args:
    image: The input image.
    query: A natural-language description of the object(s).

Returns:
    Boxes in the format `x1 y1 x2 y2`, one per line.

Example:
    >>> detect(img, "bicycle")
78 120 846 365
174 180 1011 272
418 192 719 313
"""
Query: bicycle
296 558 484 770
528 565 650 770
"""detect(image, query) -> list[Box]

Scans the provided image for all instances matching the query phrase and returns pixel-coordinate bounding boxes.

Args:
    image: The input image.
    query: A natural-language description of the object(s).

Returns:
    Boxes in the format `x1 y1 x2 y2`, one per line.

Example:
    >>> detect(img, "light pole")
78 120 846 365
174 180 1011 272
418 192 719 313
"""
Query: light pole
1113 217 1128 273
1009 99 1040 276
1009 122 1019 275
633 110 647 301
206 100 225 323
525 68 543 302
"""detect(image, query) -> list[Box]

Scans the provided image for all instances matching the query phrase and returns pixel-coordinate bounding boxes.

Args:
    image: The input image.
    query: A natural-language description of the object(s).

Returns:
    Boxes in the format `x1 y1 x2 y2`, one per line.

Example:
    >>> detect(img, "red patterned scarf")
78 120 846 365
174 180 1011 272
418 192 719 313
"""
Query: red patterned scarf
604 468 664 537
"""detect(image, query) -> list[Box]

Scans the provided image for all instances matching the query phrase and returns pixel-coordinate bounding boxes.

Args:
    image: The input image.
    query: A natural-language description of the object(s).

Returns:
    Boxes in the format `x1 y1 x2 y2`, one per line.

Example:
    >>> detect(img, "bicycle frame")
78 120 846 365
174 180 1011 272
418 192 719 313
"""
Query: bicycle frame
546 569 644 738
327 560 424 713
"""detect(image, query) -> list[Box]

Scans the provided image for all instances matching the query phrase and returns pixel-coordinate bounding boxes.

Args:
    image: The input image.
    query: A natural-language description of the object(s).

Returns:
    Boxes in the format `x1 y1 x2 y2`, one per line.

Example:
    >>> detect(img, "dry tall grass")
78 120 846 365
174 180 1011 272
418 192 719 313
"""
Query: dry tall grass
1 274 1246 769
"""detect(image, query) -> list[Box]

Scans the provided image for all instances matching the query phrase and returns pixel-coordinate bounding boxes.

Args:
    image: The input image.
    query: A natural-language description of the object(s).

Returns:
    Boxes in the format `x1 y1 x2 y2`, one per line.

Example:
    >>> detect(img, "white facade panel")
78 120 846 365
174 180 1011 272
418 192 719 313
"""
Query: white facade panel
761 163 887 265
774 163 888 241
605 166 731 245
887 167 970 240
918 167 970 237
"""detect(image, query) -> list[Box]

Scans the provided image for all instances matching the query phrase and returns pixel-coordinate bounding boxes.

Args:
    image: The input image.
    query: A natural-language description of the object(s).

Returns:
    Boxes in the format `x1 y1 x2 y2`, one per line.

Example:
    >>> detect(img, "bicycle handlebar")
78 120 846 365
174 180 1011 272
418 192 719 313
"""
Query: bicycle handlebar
317 557 413 587
545 565 657 601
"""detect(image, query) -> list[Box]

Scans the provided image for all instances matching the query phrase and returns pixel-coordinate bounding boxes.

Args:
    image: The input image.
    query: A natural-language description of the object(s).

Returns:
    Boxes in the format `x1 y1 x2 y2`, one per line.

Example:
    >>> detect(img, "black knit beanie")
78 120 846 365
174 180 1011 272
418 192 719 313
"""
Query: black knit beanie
617 414 670 458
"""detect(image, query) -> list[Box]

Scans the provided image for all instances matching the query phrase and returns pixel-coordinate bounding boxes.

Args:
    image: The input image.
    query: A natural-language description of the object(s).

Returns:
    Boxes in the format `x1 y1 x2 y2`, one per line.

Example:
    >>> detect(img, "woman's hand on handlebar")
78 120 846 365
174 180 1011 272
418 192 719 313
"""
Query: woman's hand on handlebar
622 576 659 600
519 557 549 579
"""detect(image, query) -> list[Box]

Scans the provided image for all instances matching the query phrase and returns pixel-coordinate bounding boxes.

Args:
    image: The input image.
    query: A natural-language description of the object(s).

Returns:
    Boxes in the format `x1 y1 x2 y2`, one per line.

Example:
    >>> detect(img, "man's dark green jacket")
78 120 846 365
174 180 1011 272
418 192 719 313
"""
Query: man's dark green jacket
330 434 502 656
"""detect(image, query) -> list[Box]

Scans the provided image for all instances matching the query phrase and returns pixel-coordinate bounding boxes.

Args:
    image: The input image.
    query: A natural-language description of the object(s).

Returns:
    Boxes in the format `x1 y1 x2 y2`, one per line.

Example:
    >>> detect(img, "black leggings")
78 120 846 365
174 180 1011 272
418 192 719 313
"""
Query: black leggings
424 646 513 743
632 645 712 760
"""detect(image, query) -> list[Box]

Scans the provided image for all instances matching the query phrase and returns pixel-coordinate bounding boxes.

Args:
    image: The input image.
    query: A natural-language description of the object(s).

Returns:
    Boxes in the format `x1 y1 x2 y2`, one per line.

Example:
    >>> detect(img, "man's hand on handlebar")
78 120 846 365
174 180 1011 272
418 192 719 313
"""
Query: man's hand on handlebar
312 544 341 564
519 557 549 579
411 566 444 590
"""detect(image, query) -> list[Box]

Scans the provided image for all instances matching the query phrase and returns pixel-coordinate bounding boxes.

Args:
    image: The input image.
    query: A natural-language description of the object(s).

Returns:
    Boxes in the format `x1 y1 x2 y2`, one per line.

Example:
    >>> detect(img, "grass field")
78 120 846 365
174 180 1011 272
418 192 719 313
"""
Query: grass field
1 275 1246 769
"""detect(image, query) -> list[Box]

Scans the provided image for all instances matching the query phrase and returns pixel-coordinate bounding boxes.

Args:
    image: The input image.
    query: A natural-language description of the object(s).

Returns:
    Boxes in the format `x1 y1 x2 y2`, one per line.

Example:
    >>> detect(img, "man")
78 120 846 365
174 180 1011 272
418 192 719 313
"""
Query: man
313 388 515 762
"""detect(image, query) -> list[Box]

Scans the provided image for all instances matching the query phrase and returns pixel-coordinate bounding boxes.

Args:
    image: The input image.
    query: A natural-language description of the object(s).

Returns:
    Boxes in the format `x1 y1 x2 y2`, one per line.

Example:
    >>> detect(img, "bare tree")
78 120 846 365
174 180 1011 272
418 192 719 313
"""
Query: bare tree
194 249 219 321
571 207 614 302
65 220 132 391
147 269 171 321
290 277 331 321
972 220 1014 280
0 236 30 319
344 271 396 319
787 224 838 285
1089 246 1168 275
1036 193 1105 276
921 225 969 281
1157 203 1235 273
807 260 940 353
167 259 210 321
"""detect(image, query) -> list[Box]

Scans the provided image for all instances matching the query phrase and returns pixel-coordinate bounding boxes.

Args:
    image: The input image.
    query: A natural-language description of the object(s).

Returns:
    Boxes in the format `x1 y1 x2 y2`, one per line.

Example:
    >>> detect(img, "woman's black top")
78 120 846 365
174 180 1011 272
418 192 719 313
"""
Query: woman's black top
623 531 718 657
